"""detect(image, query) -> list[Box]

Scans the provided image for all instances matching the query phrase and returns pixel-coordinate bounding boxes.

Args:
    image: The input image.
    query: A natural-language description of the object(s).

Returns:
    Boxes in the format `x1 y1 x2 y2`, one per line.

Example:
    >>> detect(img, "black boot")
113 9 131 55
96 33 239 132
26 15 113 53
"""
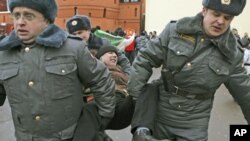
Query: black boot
132 129 171 141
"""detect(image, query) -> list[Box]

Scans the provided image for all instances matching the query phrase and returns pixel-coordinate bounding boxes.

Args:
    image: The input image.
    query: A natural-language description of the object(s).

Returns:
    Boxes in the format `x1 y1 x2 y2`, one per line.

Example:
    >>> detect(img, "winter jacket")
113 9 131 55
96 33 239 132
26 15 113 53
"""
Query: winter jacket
128 13 250 130
0 24 115 141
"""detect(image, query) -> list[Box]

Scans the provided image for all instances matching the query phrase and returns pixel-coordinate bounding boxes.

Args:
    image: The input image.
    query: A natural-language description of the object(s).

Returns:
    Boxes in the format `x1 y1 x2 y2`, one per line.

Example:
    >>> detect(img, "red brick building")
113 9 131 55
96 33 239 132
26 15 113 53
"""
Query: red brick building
0 0 145 35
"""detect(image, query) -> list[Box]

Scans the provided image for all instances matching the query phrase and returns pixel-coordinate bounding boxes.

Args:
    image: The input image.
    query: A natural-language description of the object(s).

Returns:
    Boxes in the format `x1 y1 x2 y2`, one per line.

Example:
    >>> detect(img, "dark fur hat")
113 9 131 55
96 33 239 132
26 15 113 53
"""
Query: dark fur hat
66 15 92 34
8 0 58 23
202 0 246 16
96 46 118 59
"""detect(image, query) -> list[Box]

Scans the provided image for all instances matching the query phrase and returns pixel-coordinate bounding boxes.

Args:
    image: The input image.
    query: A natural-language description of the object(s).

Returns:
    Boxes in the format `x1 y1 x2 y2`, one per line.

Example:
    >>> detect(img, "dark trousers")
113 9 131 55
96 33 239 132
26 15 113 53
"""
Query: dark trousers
73 94 135 141
130 82 159 134
125 51 136 65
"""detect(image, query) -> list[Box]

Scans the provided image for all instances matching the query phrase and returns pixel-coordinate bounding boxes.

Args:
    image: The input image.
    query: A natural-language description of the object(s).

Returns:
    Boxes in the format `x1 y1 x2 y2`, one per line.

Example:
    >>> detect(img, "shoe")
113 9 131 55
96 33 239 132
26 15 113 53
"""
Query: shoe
132 129 171 141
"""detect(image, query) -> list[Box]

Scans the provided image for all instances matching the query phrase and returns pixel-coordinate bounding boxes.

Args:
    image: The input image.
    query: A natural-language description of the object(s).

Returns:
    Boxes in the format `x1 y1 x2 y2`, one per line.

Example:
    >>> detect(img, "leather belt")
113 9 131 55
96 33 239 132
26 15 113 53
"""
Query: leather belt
169 85 212 100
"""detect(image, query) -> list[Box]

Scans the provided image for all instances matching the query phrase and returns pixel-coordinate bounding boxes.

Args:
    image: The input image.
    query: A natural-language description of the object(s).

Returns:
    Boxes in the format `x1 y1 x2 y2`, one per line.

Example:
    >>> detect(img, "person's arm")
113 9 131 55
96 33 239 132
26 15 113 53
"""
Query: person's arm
0 84 6 106
225 50 250 123
117 50 131 75
127 23 173 99
77 43 116 118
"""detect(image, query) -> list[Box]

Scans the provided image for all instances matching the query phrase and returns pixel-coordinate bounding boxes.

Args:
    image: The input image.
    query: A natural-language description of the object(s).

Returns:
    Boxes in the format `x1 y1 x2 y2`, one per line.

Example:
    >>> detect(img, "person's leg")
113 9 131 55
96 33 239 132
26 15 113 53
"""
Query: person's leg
131 81 160 134
73 102 101 141
106 94 135 130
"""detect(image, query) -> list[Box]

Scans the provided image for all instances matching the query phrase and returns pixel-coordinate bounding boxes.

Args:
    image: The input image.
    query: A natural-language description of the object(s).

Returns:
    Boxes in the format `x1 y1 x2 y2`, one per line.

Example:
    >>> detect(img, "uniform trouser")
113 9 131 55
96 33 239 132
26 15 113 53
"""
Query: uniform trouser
130 82 208 141
154 122 208 141
72 94 135 141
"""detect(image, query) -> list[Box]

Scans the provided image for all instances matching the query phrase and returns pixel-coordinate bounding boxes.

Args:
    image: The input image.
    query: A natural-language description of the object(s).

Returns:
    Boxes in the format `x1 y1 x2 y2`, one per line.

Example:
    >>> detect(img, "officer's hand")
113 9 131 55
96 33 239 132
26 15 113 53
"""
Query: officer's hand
133 134 171 141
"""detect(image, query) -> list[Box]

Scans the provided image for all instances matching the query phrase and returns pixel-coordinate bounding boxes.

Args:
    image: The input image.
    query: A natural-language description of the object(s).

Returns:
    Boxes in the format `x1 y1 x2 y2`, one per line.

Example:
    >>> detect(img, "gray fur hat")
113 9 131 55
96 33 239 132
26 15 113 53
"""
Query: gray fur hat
8 0 58 23
202 0 246 16
66 15 92 34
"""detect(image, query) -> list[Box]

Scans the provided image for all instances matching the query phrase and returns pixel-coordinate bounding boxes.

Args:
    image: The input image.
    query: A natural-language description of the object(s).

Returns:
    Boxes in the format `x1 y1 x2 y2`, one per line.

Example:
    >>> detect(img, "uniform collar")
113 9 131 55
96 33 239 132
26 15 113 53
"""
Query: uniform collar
0 24 68 51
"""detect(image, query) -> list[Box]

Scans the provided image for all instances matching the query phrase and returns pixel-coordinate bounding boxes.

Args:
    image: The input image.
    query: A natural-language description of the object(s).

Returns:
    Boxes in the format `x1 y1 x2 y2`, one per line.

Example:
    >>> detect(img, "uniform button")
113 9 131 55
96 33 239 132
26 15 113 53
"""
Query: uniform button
178 105 181 108
61 69 66 74
177 51 181 54
28 81 34 86
200 38 205 42
187 62 192 67
216 69 220 73
24 47 30 52
35 116 41 121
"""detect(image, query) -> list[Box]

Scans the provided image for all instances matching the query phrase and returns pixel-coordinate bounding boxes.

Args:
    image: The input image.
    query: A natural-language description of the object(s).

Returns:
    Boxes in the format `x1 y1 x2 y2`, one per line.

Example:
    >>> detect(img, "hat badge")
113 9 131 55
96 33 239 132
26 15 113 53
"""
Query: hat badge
221 0 231 5
71 20 78 26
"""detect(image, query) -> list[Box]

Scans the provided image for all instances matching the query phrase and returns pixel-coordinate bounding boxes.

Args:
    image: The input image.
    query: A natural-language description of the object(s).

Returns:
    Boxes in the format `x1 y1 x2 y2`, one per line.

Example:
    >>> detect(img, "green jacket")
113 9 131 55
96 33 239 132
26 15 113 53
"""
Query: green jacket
128 13 250 128
0 24 115 141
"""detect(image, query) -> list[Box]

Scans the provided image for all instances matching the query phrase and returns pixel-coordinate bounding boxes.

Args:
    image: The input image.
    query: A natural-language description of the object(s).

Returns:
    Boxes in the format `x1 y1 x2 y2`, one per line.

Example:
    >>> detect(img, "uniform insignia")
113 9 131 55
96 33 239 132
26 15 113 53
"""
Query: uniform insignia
221 0 231 5
71 20 78 26
179 34 195 44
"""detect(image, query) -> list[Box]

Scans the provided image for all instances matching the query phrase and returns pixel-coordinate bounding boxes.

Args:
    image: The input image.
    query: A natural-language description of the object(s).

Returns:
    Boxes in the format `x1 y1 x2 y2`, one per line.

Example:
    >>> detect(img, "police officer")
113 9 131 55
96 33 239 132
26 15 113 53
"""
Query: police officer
0 0 115 141
128 0 250 141
66 15 131 75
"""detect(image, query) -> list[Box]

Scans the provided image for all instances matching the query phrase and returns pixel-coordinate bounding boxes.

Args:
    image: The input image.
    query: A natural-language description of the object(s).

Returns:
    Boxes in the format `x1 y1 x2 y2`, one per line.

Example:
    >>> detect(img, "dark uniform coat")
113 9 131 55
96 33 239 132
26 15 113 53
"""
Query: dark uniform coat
128 13 250 139
0 24 115 141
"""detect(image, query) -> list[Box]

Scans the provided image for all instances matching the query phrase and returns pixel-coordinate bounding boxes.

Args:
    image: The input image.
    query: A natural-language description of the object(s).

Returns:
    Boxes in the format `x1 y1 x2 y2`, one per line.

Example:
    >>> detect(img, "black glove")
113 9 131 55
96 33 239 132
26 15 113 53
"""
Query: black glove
132 128 171 141
100 116 112 130
133 135 171 141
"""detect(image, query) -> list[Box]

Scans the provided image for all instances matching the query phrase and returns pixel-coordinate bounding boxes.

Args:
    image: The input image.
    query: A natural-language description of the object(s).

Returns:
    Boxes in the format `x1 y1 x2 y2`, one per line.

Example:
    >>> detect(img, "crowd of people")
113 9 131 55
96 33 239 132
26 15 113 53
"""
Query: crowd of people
0 0 250 141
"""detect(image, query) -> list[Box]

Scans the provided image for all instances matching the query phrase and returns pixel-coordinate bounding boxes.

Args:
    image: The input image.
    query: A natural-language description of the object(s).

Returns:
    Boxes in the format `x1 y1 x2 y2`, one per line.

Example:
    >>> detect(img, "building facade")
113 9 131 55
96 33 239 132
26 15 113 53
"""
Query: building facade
0 0 145 35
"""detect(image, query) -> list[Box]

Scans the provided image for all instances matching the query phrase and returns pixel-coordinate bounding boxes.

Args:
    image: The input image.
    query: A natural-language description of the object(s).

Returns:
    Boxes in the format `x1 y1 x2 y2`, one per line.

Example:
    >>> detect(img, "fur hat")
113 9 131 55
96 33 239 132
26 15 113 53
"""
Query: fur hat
66 15 92 34
96 46 118 59
8 0 58 23
202 0 246 16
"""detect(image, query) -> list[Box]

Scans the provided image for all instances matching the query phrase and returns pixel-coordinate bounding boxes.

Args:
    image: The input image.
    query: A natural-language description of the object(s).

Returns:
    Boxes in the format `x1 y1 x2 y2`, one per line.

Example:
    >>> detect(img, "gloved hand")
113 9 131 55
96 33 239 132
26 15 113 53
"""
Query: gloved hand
100 116 112 130
132 128 171 141
133 134 171 141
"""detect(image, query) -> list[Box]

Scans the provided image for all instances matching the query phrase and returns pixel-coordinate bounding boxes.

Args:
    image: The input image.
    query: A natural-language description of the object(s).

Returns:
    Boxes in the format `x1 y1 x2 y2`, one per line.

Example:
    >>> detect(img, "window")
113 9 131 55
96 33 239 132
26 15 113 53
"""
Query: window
0 0 9 13
120 0 140 3
134 8 137 16
103 8 106 18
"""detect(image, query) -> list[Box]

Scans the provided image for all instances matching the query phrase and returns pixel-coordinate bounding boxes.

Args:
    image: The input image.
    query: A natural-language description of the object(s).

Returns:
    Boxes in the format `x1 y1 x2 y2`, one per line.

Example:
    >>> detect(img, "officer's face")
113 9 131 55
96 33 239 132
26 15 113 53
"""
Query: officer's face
71 30 91 42
11 7 48 44
202 7 234 37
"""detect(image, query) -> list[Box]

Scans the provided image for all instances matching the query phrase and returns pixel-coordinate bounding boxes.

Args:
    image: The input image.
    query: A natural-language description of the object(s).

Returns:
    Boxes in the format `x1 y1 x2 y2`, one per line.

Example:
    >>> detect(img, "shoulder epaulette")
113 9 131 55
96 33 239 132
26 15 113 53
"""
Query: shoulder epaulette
68 34 83 41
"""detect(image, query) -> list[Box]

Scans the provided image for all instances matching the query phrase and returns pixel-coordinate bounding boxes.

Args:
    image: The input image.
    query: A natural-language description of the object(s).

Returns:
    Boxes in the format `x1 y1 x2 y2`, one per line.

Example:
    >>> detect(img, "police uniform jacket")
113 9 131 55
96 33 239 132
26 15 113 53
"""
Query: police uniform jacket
0 24 115 141
128 13 250 129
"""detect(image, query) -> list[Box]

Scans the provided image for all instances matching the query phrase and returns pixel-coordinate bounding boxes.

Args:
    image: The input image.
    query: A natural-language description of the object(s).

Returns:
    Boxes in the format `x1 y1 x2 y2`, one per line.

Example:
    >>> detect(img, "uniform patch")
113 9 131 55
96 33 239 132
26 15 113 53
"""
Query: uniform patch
179 34 195 44
71 20 78 26
221 0 231 5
